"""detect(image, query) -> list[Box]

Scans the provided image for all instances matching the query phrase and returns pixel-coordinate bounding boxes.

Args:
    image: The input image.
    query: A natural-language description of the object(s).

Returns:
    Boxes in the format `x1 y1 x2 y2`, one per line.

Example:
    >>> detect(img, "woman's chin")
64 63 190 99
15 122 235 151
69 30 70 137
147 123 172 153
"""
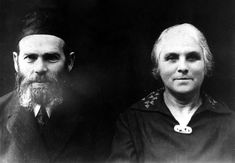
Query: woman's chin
168 86 199 95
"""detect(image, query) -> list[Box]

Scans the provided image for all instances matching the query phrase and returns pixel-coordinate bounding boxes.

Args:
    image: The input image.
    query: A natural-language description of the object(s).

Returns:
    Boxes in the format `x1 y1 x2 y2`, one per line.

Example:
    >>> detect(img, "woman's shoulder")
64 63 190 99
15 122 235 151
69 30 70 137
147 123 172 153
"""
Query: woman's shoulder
202 93 235 116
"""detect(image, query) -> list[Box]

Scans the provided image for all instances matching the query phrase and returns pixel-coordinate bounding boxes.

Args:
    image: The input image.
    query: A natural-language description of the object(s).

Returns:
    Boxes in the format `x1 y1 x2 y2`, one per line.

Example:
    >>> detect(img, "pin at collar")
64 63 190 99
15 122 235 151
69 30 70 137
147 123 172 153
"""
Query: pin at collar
174 125 192 134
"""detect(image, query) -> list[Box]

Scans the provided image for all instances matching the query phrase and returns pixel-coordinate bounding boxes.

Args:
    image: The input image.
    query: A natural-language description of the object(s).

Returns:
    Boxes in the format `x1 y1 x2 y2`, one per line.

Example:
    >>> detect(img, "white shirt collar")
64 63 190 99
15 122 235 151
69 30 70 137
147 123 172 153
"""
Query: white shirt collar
33 104 51 118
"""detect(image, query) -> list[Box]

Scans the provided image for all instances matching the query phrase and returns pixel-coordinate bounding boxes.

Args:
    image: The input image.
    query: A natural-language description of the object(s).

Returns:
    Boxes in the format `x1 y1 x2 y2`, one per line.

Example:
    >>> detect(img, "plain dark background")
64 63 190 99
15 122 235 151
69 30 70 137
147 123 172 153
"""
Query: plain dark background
0 0 235 115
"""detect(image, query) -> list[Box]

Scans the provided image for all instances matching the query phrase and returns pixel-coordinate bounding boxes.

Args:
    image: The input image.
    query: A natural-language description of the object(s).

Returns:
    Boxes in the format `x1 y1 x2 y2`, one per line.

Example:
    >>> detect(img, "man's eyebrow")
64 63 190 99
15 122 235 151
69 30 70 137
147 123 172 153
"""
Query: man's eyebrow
22 53 38 56
44 52 61 56
23 53 37 55
43 52 61 60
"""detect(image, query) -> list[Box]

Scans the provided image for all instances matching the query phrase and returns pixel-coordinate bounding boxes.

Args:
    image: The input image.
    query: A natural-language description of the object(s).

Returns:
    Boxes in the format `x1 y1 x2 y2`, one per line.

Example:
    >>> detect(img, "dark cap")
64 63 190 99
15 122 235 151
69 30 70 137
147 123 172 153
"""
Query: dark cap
18 8 69 43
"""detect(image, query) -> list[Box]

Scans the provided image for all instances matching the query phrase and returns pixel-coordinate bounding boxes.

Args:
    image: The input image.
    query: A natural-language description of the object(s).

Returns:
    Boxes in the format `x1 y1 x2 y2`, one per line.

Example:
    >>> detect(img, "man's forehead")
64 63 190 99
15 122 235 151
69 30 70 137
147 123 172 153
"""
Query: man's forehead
19 34 65 53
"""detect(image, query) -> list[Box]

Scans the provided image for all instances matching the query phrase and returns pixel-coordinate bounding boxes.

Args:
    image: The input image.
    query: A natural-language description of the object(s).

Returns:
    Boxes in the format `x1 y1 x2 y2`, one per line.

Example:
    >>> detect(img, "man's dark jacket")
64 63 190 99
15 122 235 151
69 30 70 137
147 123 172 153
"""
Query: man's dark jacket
0 90 111 162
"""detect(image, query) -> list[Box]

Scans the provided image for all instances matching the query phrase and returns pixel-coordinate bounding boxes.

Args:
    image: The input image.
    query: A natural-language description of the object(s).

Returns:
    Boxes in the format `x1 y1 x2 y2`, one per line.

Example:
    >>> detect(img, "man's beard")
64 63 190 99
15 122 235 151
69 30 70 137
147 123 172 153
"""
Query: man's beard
16 72 63 111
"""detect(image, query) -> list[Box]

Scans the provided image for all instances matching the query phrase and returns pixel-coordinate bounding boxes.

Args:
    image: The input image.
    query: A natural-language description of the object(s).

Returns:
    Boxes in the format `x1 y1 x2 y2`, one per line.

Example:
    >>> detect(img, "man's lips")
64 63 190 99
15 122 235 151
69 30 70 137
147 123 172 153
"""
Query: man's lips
32 82 48 84
30 82 51 89
31 82 50 86
29 80 51 84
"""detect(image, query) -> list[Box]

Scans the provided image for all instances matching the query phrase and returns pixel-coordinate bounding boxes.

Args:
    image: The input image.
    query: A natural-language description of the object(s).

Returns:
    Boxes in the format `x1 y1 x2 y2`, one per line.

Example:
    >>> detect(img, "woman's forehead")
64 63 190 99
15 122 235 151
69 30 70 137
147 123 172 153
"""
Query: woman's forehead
156 32 203 59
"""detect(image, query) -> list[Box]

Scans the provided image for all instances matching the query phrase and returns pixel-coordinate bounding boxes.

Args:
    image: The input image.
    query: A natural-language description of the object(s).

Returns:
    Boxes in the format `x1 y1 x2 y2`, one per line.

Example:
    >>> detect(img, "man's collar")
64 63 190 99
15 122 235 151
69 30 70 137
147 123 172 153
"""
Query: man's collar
33 104 51 118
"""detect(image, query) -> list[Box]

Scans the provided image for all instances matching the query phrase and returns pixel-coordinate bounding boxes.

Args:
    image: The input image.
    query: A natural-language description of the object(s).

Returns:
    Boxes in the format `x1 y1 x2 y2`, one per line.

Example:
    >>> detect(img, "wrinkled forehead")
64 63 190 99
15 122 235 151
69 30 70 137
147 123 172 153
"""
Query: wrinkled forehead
18 34 65 54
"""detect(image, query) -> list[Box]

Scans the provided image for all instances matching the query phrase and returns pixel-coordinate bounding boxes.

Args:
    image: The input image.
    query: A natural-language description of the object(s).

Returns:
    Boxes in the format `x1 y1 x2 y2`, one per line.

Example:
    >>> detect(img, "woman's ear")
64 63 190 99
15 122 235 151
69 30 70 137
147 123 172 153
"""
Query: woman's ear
13 52 19 72
152 67 160 80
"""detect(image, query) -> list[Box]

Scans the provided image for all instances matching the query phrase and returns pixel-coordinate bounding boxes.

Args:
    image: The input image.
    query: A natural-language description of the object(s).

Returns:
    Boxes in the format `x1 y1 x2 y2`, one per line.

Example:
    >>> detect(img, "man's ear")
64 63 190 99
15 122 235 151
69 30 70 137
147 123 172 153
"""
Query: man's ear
67 52 75 72
13 52 19 72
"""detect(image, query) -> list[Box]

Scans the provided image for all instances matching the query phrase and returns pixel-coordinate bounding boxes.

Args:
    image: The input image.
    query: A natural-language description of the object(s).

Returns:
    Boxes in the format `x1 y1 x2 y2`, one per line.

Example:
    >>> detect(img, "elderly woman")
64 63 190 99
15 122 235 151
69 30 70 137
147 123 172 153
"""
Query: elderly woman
109 23 235 163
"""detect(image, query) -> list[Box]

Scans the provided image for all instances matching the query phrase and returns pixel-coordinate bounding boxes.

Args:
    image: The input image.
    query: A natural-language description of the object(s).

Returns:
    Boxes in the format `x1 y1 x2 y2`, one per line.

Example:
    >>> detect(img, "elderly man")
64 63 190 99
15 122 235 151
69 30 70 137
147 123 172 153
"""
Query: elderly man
0 9 108 162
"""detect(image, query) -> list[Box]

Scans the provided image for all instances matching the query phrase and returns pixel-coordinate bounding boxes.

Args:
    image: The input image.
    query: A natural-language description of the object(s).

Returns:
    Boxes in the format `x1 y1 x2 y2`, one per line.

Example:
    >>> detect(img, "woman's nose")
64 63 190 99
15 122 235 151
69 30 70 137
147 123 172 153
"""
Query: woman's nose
177 59 188 74
34 58 48 75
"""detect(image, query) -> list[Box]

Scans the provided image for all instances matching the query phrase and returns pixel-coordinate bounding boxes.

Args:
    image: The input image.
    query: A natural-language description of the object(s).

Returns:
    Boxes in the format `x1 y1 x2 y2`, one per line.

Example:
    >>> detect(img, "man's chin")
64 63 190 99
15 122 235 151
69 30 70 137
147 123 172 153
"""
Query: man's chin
18 85 63 109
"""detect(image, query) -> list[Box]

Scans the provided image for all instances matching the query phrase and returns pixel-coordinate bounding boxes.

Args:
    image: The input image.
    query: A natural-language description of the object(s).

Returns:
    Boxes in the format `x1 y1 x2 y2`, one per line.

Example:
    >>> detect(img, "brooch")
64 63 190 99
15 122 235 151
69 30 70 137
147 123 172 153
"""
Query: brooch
174 125 192 134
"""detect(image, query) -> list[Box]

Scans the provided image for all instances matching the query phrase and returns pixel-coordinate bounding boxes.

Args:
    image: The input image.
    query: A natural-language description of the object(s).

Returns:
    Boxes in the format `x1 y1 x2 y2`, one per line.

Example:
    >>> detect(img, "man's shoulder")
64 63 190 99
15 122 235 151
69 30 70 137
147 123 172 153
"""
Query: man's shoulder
0 91 16 126
0 91 15 106
0 91 17 113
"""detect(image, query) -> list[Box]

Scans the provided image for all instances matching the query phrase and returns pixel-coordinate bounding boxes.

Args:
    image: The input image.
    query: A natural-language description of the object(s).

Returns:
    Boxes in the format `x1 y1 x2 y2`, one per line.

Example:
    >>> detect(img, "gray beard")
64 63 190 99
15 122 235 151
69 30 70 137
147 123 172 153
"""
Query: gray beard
16 73 63 111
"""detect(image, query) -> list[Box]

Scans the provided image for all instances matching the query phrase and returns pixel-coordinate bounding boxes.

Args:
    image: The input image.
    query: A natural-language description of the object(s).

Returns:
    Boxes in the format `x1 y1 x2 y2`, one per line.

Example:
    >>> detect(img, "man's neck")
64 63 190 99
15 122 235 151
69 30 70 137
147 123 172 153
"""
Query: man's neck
33 104 52 118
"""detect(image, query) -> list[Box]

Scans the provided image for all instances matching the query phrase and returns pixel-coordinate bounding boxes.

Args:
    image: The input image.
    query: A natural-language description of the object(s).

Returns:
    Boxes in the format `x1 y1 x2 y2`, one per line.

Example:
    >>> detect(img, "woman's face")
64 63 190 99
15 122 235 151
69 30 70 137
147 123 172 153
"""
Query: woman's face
157 33 205 95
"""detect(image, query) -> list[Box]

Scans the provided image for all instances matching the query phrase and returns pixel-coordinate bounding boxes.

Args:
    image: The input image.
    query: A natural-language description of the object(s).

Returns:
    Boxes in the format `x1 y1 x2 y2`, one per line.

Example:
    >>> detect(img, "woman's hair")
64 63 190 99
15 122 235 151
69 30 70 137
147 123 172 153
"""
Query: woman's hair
151 23 213 80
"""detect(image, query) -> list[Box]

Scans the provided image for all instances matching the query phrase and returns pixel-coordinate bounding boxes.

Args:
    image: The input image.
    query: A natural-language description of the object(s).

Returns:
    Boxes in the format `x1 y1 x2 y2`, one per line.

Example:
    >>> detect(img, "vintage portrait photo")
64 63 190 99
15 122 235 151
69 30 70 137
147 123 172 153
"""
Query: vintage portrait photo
0 0 234 162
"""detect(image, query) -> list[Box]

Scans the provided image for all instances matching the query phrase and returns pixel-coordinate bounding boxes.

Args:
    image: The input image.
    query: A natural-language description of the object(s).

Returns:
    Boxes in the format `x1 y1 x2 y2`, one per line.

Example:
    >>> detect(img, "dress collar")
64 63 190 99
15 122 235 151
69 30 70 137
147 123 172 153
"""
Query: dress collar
131 88 232 115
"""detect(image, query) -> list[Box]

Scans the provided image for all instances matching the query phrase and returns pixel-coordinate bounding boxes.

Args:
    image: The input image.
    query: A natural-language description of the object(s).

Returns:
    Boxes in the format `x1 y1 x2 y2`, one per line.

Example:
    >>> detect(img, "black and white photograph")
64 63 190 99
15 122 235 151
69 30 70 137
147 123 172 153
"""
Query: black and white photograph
0 0 235 162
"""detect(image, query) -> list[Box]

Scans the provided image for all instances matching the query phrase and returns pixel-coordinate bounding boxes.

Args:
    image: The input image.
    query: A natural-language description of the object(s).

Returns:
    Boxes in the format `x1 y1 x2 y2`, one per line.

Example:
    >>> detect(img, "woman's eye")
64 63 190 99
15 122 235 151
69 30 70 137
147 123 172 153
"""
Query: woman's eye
165 53 178 62
187 52 201 62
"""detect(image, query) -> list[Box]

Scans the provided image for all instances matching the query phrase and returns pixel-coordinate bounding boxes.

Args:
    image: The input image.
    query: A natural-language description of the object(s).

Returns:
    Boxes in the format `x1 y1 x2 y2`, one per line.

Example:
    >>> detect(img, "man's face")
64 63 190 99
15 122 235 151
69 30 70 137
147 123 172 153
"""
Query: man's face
14 34 68 108
157 33 205 95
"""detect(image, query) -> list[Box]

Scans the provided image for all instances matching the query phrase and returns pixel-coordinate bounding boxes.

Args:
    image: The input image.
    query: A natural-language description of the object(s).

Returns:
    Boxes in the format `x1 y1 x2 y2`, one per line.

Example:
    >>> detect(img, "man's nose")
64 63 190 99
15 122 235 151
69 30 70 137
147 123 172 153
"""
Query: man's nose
34 58 48 75
177 59 188 74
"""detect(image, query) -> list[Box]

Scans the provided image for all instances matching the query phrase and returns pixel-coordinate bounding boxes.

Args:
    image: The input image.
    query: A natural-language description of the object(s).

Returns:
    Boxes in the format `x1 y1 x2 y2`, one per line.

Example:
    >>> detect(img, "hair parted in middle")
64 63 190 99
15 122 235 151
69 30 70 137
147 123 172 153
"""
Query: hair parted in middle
151 23 213 80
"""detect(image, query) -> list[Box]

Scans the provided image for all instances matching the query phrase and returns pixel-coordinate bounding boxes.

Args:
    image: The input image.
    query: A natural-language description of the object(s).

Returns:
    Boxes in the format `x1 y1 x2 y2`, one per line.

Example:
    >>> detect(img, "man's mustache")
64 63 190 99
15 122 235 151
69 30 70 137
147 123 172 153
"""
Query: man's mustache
22 76 57 85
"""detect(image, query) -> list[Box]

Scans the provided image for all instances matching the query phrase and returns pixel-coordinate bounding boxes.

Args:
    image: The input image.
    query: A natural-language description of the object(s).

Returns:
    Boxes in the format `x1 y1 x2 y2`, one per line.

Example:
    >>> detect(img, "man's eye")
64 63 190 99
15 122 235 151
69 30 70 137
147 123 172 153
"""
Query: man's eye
44 54 60 63
24 55 37 63
187 52 201 62
165 53 178 62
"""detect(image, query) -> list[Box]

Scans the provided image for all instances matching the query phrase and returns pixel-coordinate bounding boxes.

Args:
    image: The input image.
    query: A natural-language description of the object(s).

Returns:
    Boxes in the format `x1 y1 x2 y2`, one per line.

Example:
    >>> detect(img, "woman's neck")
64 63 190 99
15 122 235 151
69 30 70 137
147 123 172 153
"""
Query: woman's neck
163 88 202 126
164 89 201 111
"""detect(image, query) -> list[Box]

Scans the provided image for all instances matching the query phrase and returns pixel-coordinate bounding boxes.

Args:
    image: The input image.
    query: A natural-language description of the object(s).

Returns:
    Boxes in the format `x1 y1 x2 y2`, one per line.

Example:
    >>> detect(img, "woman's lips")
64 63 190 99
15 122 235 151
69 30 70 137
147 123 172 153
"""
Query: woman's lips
174 78 193 80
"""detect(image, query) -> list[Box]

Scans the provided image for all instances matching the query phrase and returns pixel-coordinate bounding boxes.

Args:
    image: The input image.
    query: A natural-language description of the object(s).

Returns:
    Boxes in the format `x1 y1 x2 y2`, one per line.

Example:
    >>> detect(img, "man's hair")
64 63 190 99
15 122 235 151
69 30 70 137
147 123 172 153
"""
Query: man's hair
151 23 213 80
18 8 68 43
16 8 72 67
